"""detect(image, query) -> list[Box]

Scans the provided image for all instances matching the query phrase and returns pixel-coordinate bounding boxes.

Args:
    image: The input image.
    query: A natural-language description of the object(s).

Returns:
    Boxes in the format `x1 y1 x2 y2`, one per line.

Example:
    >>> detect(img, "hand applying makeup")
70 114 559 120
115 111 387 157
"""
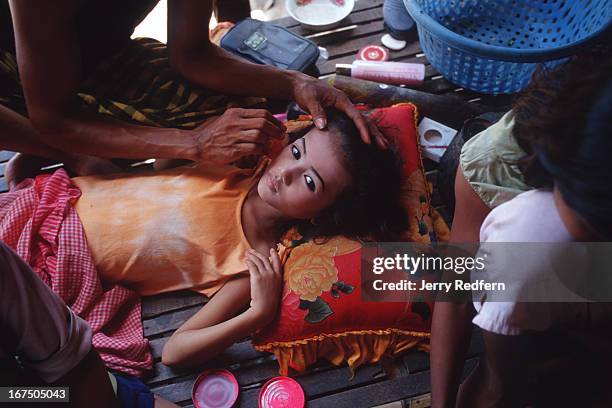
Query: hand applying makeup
194 108 286 165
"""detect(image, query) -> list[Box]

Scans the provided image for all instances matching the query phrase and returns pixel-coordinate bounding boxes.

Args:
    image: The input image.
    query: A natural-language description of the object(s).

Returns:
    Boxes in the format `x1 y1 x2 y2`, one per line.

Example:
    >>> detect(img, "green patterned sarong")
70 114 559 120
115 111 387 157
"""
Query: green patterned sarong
0 37 266 129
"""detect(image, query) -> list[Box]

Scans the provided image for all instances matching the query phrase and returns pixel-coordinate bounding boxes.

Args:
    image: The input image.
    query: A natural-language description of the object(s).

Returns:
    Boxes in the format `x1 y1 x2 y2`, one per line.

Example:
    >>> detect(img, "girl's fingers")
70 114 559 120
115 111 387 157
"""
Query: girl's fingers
249 249 273 272
247 250 267 274
245 259 258 276
269 248 281 275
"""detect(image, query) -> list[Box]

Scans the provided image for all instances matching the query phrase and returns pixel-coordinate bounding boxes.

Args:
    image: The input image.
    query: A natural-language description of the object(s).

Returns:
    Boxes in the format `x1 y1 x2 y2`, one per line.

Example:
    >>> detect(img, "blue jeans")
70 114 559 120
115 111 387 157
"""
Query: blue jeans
383 0 416 40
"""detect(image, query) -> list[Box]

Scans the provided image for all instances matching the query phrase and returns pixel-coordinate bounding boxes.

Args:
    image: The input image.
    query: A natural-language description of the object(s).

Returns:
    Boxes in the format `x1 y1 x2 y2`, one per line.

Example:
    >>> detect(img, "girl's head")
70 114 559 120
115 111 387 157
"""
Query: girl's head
257 110 407 240
513 57 612 240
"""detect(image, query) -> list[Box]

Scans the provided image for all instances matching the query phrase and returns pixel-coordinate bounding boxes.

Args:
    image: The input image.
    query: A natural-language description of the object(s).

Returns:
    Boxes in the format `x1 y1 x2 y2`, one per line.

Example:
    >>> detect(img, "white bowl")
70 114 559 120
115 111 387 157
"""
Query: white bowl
285 0 355 31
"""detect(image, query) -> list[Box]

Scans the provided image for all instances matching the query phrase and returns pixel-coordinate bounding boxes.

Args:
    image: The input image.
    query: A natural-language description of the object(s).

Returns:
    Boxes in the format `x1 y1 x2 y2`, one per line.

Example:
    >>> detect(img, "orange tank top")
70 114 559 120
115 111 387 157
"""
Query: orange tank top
72 161 267 296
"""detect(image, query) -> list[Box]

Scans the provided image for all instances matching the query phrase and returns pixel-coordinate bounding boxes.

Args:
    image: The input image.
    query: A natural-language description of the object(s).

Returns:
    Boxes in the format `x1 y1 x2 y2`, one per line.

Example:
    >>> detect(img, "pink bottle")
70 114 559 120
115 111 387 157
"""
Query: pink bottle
336 60 425 86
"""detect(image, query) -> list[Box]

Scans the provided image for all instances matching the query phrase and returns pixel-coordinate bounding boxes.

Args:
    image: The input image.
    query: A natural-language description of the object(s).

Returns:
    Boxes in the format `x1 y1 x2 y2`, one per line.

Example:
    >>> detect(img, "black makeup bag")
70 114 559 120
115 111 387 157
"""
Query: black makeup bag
220 18 320 73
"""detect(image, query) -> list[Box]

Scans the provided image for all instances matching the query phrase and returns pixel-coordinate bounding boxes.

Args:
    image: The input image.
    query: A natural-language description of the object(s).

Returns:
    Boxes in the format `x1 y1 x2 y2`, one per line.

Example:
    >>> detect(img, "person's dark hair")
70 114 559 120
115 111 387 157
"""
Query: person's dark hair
513 56 611 188
290 110 408 241
512 56 612 239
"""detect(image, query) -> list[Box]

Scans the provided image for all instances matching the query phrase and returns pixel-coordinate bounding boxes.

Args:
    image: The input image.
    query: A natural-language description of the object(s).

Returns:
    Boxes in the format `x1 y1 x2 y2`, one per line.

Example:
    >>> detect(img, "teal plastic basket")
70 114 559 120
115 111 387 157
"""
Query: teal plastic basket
404 0 612 94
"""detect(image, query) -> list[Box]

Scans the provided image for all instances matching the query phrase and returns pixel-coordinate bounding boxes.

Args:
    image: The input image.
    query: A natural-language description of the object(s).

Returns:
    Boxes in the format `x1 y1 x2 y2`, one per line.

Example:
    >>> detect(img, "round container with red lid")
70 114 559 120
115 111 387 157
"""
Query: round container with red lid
258 376 305 408
357 45 389 62
192 369 239 408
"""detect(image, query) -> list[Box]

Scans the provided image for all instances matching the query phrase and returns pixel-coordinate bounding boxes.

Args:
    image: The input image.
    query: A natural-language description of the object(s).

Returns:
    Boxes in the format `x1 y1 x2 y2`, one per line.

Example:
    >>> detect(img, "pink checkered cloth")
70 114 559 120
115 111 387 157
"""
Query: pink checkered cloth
0 169 152 376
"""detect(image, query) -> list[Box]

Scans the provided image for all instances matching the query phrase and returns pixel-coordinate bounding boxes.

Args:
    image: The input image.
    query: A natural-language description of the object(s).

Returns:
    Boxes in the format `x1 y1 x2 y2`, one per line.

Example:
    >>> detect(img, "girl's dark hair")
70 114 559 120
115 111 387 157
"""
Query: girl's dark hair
290 110 408 241
513 56 612 188
512 56 612 239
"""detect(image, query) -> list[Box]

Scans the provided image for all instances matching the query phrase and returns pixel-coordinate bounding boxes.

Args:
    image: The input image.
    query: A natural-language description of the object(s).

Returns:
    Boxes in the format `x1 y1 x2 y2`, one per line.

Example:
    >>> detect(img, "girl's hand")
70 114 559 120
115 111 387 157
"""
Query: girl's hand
245 248 283 327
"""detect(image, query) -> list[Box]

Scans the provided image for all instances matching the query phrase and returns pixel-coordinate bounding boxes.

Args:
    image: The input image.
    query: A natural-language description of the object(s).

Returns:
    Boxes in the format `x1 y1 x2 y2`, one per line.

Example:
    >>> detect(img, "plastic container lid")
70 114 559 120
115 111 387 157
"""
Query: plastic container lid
358 45 389 61
258 376 305 408
192 369 239 408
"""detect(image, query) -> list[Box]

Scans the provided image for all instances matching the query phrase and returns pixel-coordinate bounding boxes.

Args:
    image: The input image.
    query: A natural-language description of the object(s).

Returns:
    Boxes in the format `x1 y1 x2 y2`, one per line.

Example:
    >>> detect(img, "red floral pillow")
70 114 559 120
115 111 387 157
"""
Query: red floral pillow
253 103 449 375
369 103 448 243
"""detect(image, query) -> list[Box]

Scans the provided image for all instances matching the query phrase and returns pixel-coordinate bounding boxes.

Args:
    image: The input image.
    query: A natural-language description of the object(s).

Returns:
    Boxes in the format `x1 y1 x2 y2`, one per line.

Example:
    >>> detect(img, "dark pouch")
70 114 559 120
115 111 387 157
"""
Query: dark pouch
220 18 320 73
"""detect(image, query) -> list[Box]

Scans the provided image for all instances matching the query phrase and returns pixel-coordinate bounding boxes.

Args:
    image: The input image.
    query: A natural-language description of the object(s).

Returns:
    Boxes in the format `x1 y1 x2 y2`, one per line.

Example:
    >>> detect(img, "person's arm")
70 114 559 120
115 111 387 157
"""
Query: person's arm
8 0 281 164
430 167 489 408
8 0 195 160
167 0 386 148
0 242 119 407
162 249 282 368
55 349 119 408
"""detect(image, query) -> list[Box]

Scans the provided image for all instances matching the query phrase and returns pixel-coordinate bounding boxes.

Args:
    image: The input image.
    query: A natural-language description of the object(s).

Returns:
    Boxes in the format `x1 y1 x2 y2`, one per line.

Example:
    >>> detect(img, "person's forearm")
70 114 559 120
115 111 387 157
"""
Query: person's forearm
430 301 476 408
40 114 201 161
0 104 66 159
58 349 120 408
162 308 264 368
171 44 309 101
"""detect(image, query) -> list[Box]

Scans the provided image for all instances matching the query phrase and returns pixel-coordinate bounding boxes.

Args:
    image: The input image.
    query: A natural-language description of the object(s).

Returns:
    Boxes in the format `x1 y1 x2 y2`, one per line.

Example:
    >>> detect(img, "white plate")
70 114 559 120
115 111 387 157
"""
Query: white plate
285 0 355 31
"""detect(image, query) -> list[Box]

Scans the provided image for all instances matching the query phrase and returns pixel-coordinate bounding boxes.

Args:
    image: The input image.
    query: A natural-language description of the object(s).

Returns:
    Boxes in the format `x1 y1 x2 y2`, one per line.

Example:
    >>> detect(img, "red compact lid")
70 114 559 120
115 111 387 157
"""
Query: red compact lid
358 45 389 61
192 369 239 408
259 376 305 408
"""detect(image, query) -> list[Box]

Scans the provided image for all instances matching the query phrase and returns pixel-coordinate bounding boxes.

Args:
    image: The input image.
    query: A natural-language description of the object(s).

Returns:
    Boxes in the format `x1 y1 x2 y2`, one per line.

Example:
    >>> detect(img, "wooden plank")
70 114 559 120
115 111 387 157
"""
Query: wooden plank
147 341 268 384
405 393 432 408
150 372 199 403
312 21 386 51
398 330 482 375
151 360 380 404
238 363 390 408
307 358 478 408
187 390 433 408
151 334 482 405
308 368 431 408
231 357 282 385
141 291 207 319
321 23 382 60
452 89 513 110
290 7 384 38
317 26 416 61
273 0 385 28
143 305 203 337
0 176 7 193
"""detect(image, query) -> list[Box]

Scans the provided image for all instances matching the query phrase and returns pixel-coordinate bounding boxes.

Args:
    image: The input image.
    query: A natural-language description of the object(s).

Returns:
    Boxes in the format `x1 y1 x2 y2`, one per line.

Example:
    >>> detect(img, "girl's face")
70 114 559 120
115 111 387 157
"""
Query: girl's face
257 128 352 219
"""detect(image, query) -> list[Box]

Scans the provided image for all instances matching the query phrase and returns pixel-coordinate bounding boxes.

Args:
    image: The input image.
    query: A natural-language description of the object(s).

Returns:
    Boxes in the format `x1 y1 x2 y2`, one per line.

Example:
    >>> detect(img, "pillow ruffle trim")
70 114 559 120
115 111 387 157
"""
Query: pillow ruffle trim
254 328 430 375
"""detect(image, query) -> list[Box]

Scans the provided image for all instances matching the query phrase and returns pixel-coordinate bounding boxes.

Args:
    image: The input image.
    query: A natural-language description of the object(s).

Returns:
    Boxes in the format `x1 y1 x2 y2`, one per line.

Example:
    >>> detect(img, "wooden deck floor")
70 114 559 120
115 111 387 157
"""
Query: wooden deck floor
0 0 515 406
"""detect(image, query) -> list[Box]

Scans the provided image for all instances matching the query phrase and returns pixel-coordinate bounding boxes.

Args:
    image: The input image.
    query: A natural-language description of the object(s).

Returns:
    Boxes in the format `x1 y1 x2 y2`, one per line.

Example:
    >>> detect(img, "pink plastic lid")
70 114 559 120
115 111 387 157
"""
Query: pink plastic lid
358 45 389 62
258 376 305 408
192 369 239 408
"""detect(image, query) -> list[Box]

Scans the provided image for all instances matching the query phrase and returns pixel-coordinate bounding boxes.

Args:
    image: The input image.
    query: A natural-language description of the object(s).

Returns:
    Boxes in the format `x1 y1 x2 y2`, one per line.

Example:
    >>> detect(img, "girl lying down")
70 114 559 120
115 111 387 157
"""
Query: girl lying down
2 109 407 369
